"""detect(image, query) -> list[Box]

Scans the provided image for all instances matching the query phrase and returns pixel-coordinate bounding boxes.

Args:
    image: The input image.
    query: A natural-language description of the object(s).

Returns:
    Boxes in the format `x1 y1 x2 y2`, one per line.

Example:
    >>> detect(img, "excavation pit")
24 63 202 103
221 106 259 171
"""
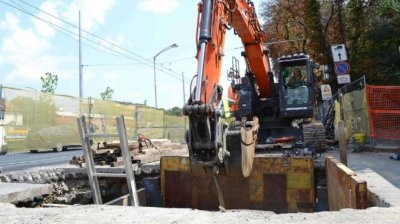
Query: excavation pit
0 154 382 214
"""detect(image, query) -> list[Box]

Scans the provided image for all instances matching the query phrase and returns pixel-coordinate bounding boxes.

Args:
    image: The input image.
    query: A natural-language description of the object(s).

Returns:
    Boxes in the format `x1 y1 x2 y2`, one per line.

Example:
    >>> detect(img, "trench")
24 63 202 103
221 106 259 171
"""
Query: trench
4 155 374 213
12 167 161 208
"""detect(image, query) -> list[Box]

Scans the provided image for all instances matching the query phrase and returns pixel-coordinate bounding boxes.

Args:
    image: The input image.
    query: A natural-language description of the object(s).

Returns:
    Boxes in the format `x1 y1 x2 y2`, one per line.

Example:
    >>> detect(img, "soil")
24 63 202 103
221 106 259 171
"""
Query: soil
0 203 399 224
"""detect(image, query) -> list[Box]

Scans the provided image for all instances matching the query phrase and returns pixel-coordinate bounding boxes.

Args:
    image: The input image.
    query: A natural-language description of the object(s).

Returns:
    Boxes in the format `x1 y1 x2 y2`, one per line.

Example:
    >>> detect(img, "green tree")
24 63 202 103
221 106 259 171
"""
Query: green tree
260 0 400 86
305 0 326 59
379 0 400 14
40 72 58 93
100 86 114 100
165 106 182 116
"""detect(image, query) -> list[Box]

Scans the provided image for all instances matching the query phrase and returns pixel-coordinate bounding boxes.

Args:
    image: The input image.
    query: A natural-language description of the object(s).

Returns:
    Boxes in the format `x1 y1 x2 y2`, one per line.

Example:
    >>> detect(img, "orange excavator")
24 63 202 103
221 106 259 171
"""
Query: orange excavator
161 0 325 213
183 0 269 177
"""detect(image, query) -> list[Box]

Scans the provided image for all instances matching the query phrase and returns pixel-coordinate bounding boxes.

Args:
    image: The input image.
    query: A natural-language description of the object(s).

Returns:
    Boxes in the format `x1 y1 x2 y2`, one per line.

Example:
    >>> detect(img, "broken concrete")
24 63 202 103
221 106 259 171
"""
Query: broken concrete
0 183 53 203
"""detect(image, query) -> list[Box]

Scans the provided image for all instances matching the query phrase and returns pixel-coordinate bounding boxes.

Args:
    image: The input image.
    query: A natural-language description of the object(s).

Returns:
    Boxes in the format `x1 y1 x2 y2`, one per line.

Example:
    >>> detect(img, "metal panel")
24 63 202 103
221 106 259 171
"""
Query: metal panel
326 156 368 210
263 174 288 213
161 156 315 213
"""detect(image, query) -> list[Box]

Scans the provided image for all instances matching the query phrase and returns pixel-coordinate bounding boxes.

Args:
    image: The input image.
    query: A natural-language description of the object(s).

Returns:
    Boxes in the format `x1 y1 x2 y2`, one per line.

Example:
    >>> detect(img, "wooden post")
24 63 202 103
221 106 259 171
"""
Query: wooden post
339 90 344 121
338 120 347 166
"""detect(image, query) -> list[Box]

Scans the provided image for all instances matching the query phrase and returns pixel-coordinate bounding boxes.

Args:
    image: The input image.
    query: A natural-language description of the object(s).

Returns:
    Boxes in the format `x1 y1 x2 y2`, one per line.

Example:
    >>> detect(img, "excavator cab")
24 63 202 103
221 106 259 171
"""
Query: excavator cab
278 54 315 119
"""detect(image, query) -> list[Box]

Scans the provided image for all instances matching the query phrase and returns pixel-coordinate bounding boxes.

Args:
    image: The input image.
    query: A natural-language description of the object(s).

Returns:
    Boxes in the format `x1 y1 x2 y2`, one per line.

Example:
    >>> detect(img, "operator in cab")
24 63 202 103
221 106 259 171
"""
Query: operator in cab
287 68 306 88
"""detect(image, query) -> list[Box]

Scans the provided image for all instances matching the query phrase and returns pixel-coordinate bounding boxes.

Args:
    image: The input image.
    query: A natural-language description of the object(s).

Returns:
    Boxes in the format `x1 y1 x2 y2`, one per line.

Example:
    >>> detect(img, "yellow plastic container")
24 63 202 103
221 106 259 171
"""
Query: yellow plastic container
353 133 365 143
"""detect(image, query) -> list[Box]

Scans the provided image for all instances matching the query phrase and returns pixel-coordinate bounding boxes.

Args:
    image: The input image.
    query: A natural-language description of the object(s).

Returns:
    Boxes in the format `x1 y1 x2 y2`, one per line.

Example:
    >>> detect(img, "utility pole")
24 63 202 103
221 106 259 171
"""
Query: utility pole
79 10 83 99
182 72 186 106
153 57 157 108
182 72 187 128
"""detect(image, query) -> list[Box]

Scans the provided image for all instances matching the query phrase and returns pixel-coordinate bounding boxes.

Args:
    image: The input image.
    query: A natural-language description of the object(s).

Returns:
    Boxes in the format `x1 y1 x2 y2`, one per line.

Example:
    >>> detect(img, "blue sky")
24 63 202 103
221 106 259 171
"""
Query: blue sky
0 0 262 109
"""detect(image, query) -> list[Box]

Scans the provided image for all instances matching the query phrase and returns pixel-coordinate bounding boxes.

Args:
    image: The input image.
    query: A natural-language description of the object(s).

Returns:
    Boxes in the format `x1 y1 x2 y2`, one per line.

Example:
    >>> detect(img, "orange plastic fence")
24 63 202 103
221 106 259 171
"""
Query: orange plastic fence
366 85 400 139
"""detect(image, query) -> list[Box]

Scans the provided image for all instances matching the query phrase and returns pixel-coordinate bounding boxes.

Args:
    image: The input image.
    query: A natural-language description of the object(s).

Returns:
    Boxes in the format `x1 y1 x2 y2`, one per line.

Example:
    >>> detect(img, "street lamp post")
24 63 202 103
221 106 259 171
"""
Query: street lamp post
153 43 178 108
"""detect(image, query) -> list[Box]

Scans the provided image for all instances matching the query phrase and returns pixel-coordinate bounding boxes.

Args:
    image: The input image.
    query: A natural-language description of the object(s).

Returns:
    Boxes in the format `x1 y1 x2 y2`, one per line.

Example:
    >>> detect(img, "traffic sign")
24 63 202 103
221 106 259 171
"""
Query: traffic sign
320 84 332 100
334 61 350 74
337 74 351 84
331 44 348 62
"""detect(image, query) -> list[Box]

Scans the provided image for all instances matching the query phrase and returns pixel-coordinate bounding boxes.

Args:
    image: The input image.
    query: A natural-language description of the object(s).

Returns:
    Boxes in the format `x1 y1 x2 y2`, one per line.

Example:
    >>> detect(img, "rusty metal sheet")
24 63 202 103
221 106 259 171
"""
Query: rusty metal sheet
351 175 368 209
161 156 315 213
262 174 288 213
326 156 368 210
163 170 249 210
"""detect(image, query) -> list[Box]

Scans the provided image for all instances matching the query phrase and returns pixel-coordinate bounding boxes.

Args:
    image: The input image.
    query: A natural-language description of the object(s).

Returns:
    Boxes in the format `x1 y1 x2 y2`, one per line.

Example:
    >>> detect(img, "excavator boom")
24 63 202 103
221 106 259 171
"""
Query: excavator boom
194 0 271 105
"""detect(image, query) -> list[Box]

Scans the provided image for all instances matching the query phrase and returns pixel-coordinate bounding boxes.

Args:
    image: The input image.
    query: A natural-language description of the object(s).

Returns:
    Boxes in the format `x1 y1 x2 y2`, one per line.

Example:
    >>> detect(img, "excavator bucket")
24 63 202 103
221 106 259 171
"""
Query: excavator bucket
160 155 315 213
224 117 259 177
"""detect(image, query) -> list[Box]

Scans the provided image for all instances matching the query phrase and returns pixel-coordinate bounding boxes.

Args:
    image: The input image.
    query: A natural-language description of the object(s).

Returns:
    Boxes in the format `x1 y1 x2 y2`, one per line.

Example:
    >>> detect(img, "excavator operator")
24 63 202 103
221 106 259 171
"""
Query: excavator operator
287 68 306 88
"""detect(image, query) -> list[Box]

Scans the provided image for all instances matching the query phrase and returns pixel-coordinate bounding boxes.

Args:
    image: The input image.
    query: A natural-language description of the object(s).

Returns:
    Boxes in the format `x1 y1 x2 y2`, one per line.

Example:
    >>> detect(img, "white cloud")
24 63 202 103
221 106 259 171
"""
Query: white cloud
0 12 20 31
0 55 4 67
32 1 63 39
0 11 73 84
96 34 126 55
0 0 118 87
116 33 125 43
4 54 75 83
139 0 180 14
2 26 50 58
62 0 116 31
82 70 96 82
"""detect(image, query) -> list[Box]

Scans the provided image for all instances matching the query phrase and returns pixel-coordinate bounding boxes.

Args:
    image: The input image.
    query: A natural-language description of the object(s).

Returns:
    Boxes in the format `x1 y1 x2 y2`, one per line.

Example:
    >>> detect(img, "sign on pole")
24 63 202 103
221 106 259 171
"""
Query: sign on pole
334 61 350 75
337 74 351 84
331 44 348 62
321 84 332 100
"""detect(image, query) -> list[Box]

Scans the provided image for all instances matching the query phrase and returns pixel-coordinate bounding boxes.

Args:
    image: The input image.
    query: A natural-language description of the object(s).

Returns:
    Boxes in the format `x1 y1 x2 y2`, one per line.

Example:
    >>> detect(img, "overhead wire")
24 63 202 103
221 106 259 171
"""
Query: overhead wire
7 0 123 59
83 63 145 67
1 0 144 62
14 0 189 83
1 0 190 83
10 0 253 83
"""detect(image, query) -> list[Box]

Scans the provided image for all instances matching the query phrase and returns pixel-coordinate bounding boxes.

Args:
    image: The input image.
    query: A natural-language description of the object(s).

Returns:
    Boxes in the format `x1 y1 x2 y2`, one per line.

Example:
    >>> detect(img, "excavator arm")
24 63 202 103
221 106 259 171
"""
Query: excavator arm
184 0 270 177
193 0 271 104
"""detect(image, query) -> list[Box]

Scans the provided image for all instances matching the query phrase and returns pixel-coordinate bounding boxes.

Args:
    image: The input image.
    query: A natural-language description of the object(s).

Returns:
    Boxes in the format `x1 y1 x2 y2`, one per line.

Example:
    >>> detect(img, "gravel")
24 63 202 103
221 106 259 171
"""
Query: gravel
0 203 399 224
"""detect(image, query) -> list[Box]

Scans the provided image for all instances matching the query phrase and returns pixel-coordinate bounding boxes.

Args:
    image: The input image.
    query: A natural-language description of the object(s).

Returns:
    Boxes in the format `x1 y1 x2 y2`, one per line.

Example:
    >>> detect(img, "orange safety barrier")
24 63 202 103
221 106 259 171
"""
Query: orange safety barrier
367 85 400 139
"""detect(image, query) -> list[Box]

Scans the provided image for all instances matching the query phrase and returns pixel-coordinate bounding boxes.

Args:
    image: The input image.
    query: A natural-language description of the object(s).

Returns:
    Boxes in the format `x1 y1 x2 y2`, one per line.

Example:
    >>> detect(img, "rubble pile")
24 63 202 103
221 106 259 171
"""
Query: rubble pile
43 181 92 205
70 139 187 167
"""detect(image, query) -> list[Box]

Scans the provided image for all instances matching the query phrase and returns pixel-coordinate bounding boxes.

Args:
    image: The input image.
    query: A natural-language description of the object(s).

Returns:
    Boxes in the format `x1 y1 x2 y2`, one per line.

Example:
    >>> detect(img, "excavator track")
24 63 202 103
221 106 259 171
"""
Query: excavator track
303 121 327 153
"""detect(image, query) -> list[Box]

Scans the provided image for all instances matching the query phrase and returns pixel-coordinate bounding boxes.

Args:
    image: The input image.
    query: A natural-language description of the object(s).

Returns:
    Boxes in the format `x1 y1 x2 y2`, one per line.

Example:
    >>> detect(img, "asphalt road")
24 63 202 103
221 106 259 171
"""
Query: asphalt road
0 148 83 172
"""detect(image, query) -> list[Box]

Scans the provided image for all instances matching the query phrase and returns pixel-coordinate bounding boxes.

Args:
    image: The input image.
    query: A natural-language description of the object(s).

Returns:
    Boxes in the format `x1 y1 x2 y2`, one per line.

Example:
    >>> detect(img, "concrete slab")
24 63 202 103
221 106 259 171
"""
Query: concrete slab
0 183 54 203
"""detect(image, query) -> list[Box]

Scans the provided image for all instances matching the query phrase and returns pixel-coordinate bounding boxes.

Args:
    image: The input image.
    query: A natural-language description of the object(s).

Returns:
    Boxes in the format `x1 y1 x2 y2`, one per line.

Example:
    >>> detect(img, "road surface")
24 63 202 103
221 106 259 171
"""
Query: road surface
0 148 82 172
